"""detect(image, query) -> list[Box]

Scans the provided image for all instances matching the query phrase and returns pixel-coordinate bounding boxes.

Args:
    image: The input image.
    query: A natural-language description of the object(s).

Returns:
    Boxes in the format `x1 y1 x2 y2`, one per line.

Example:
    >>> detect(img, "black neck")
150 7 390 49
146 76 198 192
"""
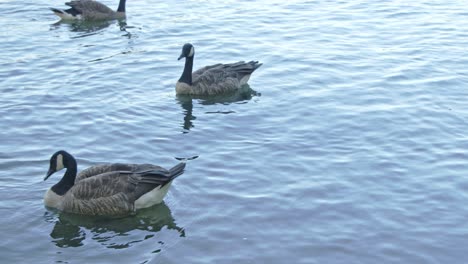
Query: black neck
51 156 77 196
117 0 126 12
179 56 194 85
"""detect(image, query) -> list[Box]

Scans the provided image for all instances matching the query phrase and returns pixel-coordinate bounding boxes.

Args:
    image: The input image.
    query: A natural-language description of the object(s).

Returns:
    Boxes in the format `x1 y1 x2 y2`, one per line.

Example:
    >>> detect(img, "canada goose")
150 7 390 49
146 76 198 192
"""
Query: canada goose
176 43 262 95
50 0 126 20
43 150 186 216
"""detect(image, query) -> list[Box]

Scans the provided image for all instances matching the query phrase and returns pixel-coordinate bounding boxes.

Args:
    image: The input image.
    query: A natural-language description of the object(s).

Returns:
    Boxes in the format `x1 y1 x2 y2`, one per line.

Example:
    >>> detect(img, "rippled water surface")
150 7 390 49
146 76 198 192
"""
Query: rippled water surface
1 0 468 263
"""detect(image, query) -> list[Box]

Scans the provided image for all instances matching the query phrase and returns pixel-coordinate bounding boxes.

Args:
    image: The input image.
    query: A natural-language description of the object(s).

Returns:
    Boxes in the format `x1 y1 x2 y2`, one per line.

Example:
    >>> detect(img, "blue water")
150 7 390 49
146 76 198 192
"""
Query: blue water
1 0 468 263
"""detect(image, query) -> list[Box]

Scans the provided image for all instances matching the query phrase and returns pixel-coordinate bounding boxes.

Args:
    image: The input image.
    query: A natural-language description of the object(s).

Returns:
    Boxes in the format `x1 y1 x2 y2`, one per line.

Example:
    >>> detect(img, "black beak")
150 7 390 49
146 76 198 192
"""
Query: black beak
178 53 184 60
44 168 54 181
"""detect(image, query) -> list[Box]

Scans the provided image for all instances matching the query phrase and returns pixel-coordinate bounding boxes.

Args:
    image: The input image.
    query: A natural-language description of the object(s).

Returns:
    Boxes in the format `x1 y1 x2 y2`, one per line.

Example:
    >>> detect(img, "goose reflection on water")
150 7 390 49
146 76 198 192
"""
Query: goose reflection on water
44 202 184 249
49 19 131 38
177 85 260 132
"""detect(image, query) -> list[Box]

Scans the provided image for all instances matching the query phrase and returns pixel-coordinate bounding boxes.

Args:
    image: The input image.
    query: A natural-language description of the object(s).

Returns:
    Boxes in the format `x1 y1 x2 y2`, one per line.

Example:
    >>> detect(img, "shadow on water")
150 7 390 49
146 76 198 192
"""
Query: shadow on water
44 202 185 249
176 85 260 132
49 19 131 38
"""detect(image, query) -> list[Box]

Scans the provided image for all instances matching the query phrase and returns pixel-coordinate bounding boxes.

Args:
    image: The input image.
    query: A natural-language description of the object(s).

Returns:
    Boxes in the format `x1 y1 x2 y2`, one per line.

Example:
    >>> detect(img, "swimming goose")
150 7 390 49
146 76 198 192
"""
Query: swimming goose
176 43 262 95
50 0 126 20
43 150 186 216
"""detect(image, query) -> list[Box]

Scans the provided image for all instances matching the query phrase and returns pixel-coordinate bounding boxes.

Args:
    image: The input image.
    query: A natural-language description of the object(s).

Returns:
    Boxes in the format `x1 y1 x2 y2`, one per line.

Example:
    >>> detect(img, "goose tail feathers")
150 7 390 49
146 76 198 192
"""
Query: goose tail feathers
50 7 66 15
168 162 186 180
251 61 263 71
50 7 80 20
136 163 186 185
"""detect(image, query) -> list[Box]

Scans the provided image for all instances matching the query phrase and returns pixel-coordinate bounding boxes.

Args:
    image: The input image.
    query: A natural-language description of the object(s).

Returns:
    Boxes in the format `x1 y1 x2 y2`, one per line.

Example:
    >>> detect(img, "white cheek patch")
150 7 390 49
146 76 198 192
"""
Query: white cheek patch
188 47 194 57
56 154 64 171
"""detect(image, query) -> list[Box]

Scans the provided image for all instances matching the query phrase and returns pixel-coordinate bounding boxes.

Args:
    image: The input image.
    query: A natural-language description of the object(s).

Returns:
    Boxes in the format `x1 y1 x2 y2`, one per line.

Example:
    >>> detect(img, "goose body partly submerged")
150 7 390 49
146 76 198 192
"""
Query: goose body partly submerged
50 0 126 20
43 150 185 216
176 43 262 95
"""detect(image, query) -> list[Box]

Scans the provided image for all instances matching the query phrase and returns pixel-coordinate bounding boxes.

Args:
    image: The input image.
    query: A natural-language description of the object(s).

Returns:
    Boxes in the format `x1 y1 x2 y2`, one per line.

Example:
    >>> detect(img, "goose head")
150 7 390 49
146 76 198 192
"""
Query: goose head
178 43 195 60
44 150 73 181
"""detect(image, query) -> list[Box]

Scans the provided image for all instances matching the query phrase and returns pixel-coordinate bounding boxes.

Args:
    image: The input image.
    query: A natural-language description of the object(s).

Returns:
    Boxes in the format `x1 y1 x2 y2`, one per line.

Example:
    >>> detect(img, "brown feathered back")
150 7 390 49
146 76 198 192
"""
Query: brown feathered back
189 61 262 95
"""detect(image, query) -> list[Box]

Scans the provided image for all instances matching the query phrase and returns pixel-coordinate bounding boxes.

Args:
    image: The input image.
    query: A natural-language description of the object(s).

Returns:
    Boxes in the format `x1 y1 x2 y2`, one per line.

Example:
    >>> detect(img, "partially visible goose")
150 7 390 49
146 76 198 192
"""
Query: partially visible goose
50 0 126 20
176 43 262 95
43 150 186 216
